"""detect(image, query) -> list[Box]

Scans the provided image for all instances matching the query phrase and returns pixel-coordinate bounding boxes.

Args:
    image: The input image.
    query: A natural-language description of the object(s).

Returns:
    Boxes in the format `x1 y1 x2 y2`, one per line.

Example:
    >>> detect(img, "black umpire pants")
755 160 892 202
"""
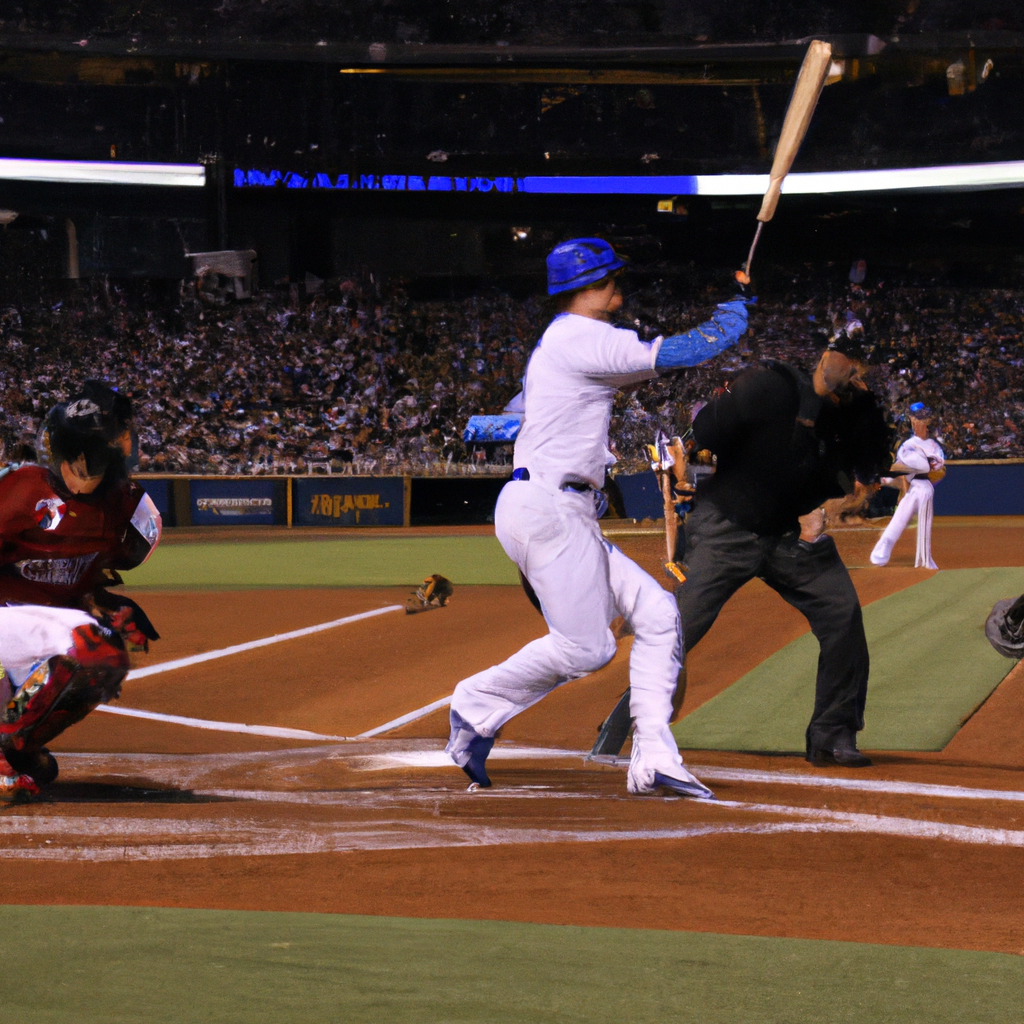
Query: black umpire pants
676 502 869 755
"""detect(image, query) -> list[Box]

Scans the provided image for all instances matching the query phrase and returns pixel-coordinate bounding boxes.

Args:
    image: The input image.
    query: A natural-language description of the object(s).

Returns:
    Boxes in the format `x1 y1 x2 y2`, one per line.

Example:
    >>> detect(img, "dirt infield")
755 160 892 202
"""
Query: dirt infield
5 517 1024 962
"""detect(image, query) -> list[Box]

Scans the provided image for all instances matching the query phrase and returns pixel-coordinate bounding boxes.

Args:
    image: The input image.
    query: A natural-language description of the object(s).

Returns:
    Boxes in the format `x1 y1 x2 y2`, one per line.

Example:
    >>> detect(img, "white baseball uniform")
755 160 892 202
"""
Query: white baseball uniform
447 312 694 790
870 434 944 569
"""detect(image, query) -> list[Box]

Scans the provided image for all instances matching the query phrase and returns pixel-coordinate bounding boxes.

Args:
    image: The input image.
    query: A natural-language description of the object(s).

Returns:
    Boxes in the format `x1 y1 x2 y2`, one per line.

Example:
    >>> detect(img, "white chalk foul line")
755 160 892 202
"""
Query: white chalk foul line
123 604 404 681
692 765 1024 805
718 799 1024 847
354 748 1024 804
357 696 452 738
95 603 404 739
94 704 353 742
2 802 1023 862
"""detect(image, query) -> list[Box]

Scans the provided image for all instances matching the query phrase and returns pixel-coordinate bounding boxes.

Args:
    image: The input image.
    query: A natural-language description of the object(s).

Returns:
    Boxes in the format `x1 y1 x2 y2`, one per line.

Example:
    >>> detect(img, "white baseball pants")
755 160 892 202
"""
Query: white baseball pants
870 478 937 569
0 605 97 707
449 477 685 774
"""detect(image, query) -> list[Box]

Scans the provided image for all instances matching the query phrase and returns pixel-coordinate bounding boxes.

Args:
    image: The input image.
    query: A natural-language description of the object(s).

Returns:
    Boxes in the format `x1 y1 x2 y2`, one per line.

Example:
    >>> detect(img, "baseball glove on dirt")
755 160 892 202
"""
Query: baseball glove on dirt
406 574 454 615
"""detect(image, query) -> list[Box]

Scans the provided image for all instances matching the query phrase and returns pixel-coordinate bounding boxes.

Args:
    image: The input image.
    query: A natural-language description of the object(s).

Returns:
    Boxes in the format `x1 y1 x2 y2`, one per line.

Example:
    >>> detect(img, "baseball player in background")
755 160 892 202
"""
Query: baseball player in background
0 381 161 800
446 238 751 798
870 402 944 569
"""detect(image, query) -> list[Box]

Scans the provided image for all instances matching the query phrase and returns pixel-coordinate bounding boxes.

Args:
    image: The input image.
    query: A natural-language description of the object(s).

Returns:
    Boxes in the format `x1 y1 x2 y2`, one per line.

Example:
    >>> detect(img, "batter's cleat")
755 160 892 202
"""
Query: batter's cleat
626 729 714 799
651 770 716 800
627 755 715 800
446 710 494 788
3 747 59 787
460 733 495 788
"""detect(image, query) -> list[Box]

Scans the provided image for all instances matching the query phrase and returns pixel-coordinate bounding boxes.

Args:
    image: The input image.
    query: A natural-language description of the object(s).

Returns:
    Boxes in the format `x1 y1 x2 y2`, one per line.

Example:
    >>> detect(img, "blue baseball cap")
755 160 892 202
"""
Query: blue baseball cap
909 402 933 418
546 238 627 295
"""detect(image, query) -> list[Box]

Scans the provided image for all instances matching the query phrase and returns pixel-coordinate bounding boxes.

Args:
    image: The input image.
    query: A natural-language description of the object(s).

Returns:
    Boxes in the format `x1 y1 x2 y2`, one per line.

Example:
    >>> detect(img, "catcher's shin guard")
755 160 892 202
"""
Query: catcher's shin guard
0 622 128 756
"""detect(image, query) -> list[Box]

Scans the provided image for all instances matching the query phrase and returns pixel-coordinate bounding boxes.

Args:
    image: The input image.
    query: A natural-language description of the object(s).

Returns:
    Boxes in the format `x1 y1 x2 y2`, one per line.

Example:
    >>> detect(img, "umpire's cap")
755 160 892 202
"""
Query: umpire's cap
546 238 627 295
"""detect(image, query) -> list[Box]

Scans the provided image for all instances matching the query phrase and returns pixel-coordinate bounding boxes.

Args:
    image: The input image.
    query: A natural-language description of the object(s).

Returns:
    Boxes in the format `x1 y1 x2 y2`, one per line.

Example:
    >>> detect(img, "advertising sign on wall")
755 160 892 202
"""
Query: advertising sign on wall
614 472 664 522
294 477 405 527
934 464 1024 515
190 479 282 525
139 478 172 524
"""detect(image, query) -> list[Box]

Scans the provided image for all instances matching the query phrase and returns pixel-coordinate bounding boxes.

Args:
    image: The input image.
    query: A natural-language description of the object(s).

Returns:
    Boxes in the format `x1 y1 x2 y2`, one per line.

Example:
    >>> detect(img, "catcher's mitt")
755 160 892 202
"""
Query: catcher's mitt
406 574 454 615
83 590 159 653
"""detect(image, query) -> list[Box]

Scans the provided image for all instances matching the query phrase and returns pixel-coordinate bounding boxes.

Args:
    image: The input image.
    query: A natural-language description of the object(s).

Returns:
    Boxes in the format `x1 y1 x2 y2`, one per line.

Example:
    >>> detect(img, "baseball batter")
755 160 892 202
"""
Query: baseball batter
446 238 751 797
0 381 161 800
870 402 944 569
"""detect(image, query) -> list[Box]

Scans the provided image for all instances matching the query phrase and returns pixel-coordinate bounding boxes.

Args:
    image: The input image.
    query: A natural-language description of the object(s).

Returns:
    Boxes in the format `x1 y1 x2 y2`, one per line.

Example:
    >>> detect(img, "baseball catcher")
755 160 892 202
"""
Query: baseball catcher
0 381 161 801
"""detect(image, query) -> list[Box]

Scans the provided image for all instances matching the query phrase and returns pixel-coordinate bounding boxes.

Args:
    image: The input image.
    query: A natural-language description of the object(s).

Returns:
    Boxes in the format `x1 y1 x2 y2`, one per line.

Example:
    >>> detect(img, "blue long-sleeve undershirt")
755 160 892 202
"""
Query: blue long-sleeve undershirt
654 297 751 371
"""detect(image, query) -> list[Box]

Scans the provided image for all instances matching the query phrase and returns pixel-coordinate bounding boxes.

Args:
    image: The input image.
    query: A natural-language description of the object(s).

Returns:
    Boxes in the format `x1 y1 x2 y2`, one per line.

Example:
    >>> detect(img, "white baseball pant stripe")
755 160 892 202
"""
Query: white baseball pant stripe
870 478 937 569
449 479 684 773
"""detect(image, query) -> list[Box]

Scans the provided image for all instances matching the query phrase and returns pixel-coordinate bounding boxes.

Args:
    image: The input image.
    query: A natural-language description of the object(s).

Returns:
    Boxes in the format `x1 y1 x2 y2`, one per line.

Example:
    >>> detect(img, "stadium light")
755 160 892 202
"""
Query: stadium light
0 157 206 187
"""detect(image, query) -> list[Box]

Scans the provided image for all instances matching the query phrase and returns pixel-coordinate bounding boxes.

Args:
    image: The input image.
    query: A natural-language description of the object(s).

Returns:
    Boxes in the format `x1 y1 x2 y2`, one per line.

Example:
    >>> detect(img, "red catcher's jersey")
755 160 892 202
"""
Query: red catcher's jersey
0 465 145 608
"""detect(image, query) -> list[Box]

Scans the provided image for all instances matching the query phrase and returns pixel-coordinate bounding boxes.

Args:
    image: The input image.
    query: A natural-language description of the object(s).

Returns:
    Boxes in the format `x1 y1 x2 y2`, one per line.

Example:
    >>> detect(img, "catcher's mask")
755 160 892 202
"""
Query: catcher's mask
38 380 133 494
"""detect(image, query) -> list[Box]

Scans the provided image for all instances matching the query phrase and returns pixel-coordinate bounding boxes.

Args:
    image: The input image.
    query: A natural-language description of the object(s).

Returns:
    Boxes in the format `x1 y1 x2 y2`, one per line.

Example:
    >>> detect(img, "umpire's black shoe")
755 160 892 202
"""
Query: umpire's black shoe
806 744 872 768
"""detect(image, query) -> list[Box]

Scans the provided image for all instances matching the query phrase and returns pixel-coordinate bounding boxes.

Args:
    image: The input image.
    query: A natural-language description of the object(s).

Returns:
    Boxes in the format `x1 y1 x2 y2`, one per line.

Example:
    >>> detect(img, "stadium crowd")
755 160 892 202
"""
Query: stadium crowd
0 268 1021 475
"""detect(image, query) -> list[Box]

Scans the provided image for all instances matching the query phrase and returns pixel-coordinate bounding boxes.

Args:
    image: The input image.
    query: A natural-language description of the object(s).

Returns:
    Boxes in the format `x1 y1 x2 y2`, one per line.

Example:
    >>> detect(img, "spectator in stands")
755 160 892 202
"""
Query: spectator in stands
0 267 1021 474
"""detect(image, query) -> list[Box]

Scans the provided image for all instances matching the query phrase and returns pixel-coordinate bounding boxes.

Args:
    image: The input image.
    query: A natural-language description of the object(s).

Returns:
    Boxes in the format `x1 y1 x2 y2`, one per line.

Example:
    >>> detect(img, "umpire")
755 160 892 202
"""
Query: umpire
677 341 893 767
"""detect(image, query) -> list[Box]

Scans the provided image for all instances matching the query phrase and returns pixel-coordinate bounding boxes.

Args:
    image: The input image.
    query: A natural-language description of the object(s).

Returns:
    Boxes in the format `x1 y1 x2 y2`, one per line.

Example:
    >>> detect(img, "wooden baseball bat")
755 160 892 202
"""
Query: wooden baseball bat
649 434 688 583
664 435 687 563
660 470 676 563
739 39 833 282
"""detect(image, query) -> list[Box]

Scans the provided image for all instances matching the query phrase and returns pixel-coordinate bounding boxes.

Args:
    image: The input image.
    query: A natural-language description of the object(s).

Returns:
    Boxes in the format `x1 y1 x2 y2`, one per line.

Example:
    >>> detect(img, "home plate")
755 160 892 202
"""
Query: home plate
347 745 588 771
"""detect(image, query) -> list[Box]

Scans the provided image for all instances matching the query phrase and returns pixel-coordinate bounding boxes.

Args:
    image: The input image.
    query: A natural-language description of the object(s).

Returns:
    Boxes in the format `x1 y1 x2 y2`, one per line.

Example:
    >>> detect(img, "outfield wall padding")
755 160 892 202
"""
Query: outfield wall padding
933 463 1024 515
135 461 1024 527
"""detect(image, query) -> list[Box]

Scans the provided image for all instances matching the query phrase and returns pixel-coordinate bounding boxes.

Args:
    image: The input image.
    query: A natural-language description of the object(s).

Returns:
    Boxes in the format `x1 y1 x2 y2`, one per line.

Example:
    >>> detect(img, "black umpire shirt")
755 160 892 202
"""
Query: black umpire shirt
692 360 893 537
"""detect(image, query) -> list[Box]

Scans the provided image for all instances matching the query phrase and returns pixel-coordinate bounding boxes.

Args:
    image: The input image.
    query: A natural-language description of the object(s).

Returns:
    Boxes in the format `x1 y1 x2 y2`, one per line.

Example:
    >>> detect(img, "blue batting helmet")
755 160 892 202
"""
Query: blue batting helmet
546 238 626 296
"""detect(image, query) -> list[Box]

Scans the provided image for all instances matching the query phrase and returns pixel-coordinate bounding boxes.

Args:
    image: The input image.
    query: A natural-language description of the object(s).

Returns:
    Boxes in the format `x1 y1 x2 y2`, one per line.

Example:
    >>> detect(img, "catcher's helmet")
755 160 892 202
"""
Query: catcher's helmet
38 381 133 488
546 238 627 296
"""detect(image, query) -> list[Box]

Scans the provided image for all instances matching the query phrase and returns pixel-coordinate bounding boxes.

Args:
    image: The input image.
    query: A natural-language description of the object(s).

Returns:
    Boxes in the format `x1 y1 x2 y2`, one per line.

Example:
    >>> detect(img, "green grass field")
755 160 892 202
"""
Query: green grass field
125 536 520 587
1 906 1021 1024
128 541 1021 754
674 568 1021 753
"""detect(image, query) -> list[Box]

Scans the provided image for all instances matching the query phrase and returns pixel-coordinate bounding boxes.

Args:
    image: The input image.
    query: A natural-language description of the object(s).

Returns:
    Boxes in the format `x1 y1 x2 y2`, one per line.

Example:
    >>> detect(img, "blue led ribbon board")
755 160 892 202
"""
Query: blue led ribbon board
234 161 1024 196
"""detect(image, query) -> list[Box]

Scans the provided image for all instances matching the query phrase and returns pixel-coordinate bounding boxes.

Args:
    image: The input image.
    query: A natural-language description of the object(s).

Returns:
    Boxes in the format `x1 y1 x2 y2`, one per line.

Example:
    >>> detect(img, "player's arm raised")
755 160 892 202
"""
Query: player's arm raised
653 295 752 371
